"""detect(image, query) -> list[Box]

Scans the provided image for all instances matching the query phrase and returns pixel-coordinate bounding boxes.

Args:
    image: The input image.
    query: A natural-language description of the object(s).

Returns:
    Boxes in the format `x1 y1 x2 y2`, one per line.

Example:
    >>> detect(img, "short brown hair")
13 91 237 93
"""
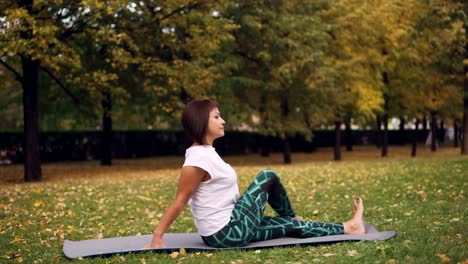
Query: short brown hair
182 99 220 145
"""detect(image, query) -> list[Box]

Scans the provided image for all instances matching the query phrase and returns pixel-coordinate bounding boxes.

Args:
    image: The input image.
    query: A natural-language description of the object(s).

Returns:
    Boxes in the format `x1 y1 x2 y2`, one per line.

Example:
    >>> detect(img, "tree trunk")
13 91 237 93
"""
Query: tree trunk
399 117 405 131
411 119 419 157
430 112 438 152
22 56 42 182
101 92 112 165
399 117 406 145
454 120 459 147
462 47 468 155
280 93 291 164
334 121 342 161
20 0 42 182
376 115 382 148
344 115 353 151
381 67 390 157
259 93 270 157
283 136 291 164
382 113 389 157
439 120 445 144
422 115 428 132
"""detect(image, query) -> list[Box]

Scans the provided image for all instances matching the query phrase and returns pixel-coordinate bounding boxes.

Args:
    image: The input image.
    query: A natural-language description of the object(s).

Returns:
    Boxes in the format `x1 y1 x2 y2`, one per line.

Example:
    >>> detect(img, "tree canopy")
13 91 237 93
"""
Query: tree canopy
0 0 466 179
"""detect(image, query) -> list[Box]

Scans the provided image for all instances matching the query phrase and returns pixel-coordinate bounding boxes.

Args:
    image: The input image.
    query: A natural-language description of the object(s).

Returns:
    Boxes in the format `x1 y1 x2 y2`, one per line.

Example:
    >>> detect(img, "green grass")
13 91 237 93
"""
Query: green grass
1 146 467 263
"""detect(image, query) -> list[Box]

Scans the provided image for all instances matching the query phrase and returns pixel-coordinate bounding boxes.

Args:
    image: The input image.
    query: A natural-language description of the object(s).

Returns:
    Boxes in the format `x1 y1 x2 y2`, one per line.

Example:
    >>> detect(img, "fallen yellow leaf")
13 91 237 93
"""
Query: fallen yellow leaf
435 253 451 263
179 247 186 255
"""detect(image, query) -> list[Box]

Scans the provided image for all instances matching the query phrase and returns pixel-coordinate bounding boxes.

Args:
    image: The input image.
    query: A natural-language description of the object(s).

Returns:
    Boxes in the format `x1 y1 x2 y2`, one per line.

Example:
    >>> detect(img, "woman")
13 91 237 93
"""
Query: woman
146 99 365 248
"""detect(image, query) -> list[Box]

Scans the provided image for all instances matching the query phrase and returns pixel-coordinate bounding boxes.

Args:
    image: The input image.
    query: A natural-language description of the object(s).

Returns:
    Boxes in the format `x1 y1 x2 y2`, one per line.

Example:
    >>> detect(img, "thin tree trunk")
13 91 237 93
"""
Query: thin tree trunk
280 94 291 164
259 93 270 157
422 115 428 132
20 0 42 182
334 121 342 161
399 117 406 145
382 113 389 157
345 115 353 151
381 67 390 157
431 112 438 152
460 127 464 147
454 120 459 147
462 47 468 155
411 119 419 157
439 120 445 144
376 115 382 148
283 136 291 164
101 92 112 165
22 56 42 182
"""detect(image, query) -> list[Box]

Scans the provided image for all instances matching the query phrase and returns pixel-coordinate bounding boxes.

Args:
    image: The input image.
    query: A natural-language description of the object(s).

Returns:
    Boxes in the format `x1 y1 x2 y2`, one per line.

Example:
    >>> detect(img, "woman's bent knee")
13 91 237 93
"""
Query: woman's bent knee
259 169 278 180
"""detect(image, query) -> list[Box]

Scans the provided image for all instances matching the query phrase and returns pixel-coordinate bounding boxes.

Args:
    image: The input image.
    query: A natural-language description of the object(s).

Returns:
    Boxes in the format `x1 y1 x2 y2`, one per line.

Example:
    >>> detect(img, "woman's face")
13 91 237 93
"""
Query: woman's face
205 107 225 144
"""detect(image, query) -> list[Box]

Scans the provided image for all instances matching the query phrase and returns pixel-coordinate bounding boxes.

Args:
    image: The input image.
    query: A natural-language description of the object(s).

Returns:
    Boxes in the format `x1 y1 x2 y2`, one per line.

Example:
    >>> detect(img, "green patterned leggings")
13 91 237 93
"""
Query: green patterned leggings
201 169 344 248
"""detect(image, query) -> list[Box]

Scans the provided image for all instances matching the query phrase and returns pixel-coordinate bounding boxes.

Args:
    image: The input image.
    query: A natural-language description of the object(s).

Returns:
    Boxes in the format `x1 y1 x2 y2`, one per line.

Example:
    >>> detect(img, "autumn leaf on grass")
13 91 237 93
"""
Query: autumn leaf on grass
347 250 357 256
323 253 336 257
435 253 451 263
403 211 414 216
34 200 44 208
170 251 179 259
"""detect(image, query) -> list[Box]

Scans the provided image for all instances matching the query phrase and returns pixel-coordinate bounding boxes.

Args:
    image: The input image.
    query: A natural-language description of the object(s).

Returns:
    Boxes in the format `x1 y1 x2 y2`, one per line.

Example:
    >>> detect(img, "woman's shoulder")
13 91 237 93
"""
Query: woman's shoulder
186 145 215 155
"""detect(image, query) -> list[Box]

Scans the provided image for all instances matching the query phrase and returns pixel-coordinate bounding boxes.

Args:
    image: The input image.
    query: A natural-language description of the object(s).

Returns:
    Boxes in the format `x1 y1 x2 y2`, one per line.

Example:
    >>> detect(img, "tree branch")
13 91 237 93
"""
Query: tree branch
158 0 206 22
39 66 80 105
0 55 23 84
115 0 208 33
40 66 97 118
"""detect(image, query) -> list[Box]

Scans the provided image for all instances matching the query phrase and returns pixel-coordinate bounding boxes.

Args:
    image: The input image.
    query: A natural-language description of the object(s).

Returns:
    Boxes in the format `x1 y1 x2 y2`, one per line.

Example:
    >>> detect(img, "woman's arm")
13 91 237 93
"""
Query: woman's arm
145 166 207 248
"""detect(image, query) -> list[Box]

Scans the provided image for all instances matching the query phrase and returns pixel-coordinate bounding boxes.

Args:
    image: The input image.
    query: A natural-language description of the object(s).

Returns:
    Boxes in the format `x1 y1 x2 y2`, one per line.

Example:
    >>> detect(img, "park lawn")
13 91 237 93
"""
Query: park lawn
0 146 466 263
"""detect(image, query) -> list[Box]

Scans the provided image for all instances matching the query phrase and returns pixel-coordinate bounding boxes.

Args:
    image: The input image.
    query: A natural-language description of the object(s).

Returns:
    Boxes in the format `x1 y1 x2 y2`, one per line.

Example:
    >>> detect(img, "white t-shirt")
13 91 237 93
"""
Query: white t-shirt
183 145 240 236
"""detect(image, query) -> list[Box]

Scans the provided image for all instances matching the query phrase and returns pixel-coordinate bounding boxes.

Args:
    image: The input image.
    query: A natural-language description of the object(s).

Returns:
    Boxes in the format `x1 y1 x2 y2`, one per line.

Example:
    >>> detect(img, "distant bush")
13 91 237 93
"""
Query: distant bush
0 129 429 163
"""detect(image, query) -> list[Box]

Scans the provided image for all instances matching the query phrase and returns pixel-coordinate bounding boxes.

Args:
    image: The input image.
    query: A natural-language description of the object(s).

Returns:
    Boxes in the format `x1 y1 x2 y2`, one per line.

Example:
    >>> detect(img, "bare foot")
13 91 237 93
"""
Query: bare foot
294 215 304 221
343 197 366 235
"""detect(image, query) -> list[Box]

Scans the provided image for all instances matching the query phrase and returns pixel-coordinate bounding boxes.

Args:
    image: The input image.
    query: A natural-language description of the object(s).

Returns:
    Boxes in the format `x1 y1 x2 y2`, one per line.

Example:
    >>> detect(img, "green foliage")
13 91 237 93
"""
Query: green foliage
218 0 331 139
0 0 465 133
0 0 236 130
321 0 465 126
0 73 22 130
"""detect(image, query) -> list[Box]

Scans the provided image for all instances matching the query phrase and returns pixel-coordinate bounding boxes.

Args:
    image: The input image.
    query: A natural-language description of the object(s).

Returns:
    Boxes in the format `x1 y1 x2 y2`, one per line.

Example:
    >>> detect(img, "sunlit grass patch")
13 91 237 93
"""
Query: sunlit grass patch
0 146 466 263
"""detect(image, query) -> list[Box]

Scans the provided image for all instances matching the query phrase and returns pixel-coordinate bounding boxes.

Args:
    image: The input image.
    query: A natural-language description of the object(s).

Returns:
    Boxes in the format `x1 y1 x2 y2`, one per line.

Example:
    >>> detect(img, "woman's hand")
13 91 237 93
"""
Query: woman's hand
144 235 164 249
144 167 206 250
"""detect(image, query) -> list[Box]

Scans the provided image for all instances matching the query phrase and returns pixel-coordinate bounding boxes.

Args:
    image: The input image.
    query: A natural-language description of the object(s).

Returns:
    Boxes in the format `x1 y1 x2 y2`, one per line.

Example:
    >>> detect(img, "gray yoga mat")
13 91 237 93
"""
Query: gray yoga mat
63 222 396 259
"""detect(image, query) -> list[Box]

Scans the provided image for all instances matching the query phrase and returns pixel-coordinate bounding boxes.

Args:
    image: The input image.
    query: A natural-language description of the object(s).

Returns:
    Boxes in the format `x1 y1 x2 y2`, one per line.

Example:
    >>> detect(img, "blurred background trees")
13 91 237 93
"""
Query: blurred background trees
0 0 466 181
